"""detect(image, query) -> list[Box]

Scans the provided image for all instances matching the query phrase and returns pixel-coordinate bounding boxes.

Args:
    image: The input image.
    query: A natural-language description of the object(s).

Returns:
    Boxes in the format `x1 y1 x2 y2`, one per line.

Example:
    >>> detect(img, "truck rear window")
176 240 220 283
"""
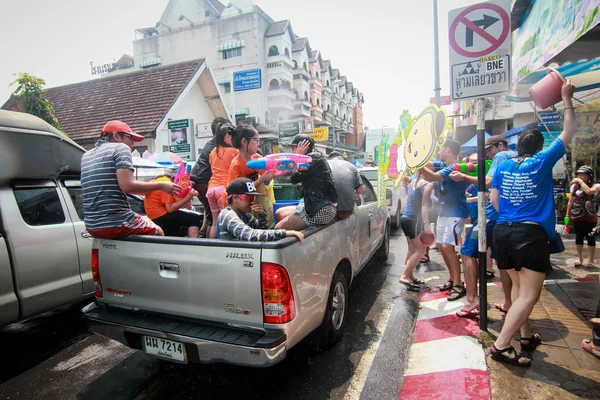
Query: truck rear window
13 187 66 226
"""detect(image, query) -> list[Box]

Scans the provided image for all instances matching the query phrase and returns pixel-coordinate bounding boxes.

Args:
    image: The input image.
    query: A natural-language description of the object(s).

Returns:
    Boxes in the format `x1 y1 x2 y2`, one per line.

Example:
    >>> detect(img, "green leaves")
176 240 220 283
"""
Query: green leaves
10 72 61 131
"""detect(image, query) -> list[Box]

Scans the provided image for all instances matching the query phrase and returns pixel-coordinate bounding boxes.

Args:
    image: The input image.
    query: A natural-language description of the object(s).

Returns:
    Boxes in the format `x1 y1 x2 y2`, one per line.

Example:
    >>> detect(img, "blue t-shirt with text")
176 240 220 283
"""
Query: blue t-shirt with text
433 161 468 219
485 150 517 221
492 139 565 239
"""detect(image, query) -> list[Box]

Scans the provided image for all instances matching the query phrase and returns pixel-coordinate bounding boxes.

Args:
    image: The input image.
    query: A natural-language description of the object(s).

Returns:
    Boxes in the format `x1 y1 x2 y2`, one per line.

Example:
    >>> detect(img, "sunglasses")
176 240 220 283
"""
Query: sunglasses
233 193 255 203
118 133 133 141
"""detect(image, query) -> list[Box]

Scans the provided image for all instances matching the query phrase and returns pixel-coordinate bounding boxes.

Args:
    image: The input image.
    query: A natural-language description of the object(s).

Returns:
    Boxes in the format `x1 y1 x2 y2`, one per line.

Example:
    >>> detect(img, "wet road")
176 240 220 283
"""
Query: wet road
0 230 422 400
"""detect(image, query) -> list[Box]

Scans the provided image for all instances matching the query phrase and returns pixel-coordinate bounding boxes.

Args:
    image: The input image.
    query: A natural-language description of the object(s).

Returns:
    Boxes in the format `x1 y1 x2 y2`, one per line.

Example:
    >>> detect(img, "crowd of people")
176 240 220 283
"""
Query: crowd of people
80 81 600 366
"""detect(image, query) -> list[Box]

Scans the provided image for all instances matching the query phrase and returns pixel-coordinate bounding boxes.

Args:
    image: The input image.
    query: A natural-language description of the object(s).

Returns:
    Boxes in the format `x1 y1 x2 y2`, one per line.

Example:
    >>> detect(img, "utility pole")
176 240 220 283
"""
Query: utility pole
433 0 441 107
476 98 487 331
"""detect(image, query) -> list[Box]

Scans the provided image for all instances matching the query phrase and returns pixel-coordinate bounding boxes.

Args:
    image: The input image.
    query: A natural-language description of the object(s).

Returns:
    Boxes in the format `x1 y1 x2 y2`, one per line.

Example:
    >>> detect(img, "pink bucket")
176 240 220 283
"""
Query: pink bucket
528 68 566 110
419 231 436 247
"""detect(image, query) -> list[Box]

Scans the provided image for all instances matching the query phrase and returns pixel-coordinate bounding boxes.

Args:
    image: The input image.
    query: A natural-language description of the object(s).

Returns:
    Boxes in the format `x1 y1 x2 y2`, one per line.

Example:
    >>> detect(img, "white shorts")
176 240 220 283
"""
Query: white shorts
436 216 466 246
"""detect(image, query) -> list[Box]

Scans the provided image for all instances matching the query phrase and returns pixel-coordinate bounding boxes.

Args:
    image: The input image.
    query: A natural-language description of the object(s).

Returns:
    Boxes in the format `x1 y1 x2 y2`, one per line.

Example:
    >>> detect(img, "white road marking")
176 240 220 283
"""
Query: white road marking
405 336 486 376
344 304 394 400
417 297 466 320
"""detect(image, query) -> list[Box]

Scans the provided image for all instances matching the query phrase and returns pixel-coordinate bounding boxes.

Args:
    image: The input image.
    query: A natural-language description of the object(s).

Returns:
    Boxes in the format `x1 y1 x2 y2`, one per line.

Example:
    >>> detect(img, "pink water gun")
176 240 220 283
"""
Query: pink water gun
246 153 312 177
173 162 191 197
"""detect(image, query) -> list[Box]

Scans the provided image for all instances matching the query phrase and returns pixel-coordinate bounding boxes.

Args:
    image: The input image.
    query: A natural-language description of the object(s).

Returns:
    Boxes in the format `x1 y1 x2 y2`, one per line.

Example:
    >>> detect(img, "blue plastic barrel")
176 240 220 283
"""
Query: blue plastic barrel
273 200 300 224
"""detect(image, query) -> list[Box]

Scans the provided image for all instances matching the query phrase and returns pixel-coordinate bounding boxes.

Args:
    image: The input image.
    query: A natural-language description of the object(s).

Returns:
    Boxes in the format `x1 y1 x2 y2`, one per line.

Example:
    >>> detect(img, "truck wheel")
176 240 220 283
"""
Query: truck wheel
311 270 348 347
375 223 390 261
391 202 401 230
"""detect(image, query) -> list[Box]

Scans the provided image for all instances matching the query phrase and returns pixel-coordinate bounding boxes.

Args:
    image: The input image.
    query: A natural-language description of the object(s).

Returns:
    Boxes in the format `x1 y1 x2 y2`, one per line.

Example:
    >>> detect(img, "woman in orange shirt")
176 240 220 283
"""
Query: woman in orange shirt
207 124 238 238
221 124 275 225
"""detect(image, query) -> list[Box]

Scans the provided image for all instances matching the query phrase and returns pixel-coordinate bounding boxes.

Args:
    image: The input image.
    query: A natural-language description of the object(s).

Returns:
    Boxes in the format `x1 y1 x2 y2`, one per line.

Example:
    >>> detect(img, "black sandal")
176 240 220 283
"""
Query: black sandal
399 280 421 292
412 278 425 285
486 270 495 279
438 280 453 291
447 285 466 301
520 332 542 351
490 345 531 367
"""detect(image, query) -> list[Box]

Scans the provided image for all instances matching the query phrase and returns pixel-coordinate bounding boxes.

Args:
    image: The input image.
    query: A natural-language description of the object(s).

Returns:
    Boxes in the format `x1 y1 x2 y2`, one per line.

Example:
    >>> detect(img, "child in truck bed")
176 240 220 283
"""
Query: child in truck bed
218 178 304 242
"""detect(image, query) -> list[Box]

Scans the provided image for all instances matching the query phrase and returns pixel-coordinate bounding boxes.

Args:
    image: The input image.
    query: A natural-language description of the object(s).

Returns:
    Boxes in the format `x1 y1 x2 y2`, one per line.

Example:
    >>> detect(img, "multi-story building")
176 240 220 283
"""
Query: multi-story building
114 0 365 155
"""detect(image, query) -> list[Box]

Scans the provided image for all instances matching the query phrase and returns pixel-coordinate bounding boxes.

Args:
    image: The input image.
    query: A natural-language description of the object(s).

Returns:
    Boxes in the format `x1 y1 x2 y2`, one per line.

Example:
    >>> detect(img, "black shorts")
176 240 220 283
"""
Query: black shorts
401 217 423 239
153 209 203 236
493 223 551 273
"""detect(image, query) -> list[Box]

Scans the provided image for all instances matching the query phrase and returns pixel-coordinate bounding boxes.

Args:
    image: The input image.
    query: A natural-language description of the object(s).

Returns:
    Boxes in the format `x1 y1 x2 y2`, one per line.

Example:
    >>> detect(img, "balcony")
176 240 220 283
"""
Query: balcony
291 100 311 117
266 54 294 69
293 69 311 82
267 88 296 111
310 105 323 122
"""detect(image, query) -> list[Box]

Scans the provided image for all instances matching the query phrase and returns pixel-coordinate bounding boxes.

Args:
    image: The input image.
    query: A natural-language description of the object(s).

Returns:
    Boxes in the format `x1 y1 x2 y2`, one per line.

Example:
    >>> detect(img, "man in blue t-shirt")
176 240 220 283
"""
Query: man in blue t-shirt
421 139 468 301
449 135 516 316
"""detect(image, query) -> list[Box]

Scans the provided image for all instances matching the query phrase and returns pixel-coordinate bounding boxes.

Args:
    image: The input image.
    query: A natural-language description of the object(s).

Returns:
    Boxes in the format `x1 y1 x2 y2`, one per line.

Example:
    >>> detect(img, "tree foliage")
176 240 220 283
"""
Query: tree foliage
10 72 60 130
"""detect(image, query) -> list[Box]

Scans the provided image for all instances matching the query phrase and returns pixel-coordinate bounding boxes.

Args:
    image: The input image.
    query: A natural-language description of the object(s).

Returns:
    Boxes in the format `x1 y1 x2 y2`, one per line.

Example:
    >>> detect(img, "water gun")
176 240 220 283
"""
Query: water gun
246 153 312 177
564 216 570 233
453 159 492 176
174 162 192 197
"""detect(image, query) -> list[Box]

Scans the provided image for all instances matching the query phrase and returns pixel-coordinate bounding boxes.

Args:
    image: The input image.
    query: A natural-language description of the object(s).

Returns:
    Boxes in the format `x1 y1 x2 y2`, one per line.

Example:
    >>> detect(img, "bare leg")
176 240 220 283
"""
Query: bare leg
494 268 545 349
486 248 494 274
401 237 426 282
276 206 296 223
208 210 220 238
576 244 584 264
499 269 513 311
441 243 462 285
588 245 596 264
275 215 308 230
155 225 165 236
463 256 479 310
187 226 199 238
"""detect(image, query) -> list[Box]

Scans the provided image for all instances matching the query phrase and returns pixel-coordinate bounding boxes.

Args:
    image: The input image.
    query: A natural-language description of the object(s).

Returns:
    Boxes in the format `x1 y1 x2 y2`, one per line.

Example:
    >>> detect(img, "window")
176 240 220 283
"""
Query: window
14 187 66 226
326 80 330 87
316 72 319 79
268 45 279 57
224 82 231 93
205 10 210 17
303 62 308 71
304 91 309 101
127 194 146 215
269 79 280 90
361 176 377 204
163 145 169 152
316 99 320 106
67 187 85 220
284 48 290 58
293 60 298 69
222 47 242 60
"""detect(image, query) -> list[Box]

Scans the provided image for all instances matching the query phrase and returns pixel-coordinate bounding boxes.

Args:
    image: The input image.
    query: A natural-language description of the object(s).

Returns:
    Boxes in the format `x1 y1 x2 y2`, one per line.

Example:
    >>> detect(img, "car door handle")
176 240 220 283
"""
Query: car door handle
81 230 93 239
159 263 180 272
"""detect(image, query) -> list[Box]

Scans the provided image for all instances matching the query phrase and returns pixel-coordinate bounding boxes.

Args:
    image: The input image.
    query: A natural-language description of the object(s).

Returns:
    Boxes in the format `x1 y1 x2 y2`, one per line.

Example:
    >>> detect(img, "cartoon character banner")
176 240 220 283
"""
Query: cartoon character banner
376 105 447 207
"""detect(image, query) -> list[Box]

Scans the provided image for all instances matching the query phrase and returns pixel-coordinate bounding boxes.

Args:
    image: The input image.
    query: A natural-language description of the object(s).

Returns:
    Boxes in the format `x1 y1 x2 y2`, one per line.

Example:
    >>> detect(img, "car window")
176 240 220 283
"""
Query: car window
360 169 378 181
361 176 377 204
13 187 66 226
128 195 146 215
66 187 85 220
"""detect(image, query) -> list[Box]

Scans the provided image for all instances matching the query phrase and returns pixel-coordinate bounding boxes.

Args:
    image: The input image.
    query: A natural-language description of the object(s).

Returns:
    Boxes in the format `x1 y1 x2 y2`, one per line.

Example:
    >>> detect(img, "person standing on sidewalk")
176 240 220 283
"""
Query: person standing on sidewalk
450 136 516 317
489 81 576 367
420 139 469 301
566 165 600 268
399 172 433 291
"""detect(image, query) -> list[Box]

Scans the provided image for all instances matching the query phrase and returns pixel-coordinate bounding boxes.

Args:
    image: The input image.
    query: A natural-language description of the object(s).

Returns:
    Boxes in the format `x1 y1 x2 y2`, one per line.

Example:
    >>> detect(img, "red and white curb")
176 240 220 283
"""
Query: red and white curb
399 291 490 400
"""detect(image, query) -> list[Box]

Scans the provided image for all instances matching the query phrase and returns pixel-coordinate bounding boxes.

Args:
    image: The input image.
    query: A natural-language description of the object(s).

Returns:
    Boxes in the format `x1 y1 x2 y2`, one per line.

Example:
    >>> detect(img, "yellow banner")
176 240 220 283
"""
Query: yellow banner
377 169 386 208
309 127 329 141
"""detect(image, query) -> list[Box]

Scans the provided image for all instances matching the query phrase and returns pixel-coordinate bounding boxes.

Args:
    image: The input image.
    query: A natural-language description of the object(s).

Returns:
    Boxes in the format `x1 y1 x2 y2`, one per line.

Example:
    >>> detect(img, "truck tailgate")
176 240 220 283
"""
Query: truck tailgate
96 238 263 328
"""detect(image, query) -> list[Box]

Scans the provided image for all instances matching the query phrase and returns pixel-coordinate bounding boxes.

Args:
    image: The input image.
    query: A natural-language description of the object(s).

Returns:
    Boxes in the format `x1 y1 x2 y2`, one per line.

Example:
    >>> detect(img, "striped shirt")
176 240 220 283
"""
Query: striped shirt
218 207 286 241
81 141 137 230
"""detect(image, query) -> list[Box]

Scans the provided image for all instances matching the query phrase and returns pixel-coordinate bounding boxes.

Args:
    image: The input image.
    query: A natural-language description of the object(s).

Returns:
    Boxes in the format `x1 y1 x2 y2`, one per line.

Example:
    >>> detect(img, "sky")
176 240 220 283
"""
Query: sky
0 0 480 130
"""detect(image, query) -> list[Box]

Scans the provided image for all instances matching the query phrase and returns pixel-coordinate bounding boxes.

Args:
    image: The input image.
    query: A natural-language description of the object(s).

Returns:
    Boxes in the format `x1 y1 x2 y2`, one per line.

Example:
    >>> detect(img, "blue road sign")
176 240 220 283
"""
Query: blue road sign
234 69 262 92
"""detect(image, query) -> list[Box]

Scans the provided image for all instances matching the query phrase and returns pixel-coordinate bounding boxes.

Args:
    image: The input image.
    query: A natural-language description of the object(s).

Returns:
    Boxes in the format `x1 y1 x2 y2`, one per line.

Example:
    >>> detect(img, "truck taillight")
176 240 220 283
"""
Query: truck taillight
91 249 102 298
261 262 295 324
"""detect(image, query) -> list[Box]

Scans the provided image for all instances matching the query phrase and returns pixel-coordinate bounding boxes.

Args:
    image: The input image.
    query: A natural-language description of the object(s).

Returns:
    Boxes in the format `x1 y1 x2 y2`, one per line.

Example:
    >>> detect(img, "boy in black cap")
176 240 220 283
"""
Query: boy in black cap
275 134 338 230
218 178 304 241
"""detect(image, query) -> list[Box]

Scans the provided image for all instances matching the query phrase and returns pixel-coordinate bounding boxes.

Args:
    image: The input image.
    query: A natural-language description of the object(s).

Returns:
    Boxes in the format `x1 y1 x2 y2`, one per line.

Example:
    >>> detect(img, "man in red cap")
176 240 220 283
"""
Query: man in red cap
81 120 181 238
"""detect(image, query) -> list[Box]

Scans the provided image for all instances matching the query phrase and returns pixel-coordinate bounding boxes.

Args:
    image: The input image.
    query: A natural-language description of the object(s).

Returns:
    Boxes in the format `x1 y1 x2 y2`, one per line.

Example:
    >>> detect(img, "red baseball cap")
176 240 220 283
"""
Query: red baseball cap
101 120 145 142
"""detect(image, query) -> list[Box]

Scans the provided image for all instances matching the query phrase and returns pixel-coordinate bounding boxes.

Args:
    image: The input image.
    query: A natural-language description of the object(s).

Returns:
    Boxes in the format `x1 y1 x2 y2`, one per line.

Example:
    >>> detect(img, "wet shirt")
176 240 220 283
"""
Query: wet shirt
81 141 137 230
570 182 600 222
403 179 428 220
493 139 566 239
291 152 337 217
218 207 286 241
485 150 517 221
327 160 362 212
466 184 478 221
433 161 468 219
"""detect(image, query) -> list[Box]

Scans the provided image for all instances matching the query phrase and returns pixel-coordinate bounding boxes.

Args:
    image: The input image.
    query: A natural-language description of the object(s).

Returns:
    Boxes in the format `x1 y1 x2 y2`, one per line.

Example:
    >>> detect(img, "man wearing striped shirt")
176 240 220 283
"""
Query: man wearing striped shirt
81 120 181 239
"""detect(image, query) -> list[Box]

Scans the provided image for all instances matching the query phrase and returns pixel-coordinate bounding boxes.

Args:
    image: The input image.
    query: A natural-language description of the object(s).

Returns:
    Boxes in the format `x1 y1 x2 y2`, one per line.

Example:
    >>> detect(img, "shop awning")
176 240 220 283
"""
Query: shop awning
216 40 245 51
140 57 161 68
216 77 230 85
460 132 490 154
235 108 249 115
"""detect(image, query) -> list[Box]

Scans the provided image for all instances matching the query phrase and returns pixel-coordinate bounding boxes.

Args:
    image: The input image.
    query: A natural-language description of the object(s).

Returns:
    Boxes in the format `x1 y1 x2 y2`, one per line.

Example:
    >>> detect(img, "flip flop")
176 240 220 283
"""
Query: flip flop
438 280 453 291
420 255 430 263
494 303 509 313
575 262 585 269
456 308 479 319
586 263 596 269
486 271 495 279
582 339 600 359
412 278 425 285
399 280 421 292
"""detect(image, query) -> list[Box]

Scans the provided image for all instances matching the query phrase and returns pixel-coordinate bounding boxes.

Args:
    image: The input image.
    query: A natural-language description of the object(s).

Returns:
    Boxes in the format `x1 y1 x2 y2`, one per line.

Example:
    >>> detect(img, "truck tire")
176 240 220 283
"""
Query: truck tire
311 270 349 347
391 202 401 230
375 223 390 261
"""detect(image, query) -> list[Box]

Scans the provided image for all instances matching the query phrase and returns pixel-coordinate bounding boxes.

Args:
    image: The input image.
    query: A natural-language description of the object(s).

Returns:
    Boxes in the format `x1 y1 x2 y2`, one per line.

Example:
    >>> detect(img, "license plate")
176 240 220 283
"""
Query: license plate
143 336 186 362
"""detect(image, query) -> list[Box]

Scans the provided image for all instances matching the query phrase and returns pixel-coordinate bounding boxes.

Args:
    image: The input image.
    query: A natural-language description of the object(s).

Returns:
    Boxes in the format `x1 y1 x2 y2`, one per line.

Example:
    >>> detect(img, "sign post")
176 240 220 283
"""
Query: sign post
168 119 193 160
448 0 511 331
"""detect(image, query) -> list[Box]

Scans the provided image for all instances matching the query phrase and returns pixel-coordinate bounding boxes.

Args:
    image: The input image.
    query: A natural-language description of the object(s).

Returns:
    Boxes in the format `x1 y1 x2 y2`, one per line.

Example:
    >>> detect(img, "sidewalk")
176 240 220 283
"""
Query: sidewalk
402 236 600 399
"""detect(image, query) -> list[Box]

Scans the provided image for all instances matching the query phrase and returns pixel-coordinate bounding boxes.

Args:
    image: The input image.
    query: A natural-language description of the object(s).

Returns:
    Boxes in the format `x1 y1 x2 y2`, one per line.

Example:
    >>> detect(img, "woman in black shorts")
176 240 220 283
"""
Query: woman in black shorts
489 81 575 367
399 172 432 291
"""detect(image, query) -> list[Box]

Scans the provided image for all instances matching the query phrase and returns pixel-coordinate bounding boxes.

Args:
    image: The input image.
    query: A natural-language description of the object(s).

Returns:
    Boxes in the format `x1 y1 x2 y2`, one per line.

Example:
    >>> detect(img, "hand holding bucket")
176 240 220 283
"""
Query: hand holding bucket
529 68 571 110
419 223 436 247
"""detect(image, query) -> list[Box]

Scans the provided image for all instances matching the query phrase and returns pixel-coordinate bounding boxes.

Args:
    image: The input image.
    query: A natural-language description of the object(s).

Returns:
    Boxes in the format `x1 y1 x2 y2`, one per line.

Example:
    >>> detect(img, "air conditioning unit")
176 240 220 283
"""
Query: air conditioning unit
236 115 258 126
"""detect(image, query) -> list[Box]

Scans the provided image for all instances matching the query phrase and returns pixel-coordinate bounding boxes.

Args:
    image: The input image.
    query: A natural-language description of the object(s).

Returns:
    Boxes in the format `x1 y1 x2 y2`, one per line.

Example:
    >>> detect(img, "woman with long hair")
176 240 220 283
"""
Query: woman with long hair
489 81 575 367
566 165 600 268
206 123 238 238
399 172 432 291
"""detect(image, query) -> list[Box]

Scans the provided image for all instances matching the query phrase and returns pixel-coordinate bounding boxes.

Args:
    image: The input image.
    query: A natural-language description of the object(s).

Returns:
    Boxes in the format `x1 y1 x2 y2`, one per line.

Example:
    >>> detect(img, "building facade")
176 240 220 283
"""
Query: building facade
110 0 365 155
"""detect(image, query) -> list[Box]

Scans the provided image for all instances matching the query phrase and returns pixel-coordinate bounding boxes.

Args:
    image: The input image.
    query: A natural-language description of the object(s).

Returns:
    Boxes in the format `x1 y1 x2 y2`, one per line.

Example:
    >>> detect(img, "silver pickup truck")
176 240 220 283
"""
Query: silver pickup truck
82 176 390 367
0 110 146 327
